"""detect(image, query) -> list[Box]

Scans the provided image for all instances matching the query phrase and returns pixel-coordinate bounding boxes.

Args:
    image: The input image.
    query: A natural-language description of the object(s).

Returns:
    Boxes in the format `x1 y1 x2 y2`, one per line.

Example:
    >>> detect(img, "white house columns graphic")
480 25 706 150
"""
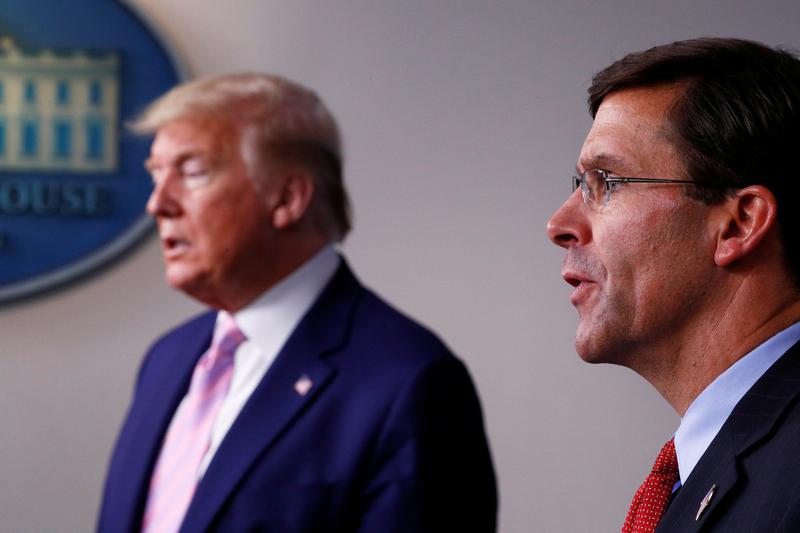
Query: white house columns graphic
0 37 119 174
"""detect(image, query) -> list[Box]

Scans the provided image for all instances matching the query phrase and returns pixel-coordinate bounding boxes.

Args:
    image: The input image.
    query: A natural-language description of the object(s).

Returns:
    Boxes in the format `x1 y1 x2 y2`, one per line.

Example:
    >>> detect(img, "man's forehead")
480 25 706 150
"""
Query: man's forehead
149 117 234 160
577 86 681 173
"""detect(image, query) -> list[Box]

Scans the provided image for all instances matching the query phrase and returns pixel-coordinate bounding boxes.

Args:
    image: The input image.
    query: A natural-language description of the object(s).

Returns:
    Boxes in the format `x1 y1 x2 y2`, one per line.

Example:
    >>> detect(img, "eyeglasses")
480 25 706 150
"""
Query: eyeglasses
572 169 727 210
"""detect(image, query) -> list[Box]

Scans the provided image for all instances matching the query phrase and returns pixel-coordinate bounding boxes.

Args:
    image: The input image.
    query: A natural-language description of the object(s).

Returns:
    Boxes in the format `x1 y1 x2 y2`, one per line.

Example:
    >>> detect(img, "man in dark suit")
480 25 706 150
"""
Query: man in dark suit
97 73 496 532
547 38 800 531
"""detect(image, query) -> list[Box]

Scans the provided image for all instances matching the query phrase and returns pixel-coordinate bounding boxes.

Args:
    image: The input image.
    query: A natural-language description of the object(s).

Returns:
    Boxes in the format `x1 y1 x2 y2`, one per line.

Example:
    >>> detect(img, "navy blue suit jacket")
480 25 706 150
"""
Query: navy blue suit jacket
655 340 800 531
98 262 497 532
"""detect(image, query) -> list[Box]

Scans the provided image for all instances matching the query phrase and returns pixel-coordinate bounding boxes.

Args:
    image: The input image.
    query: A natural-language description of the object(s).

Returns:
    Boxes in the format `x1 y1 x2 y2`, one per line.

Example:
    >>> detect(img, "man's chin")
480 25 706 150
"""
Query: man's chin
576 349 606 365
575 332 635 367
165 268 205 297
166 270 232 309
575 332 612 365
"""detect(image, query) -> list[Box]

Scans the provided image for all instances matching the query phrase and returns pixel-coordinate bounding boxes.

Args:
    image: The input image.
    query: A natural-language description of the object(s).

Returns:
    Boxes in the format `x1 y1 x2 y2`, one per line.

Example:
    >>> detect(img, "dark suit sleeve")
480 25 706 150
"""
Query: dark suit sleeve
356 355 497 533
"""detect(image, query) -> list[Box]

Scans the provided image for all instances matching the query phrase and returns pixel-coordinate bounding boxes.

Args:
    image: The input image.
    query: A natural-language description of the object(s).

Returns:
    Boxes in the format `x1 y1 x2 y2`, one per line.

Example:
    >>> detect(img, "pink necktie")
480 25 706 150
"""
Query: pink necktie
141 313 246 533
622 438 680 533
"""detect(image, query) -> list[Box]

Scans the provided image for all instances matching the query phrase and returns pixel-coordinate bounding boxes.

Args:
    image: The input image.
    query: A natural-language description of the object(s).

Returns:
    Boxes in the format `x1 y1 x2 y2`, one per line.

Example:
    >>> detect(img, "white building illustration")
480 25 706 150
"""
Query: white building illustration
0 37 119 173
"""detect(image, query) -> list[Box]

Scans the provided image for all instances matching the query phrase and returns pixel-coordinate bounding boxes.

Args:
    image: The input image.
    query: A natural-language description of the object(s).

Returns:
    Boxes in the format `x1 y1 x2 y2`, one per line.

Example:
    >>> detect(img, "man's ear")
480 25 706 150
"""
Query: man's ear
714 185 777 267
269 168 315 230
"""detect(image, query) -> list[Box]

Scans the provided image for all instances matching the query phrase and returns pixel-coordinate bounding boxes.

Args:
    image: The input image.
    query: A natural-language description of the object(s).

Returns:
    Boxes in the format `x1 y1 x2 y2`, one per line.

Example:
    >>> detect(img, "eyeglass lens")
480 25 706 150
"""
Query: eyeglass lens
572 170 608 208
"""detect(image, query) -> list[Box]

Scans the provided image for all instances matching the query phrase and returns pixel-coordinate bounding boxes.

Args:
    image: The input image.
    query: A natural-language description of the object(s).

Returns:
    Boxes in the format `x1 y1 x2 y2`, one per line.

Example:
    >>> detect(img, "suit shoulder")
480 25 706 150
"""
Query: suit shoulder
345 286 457 369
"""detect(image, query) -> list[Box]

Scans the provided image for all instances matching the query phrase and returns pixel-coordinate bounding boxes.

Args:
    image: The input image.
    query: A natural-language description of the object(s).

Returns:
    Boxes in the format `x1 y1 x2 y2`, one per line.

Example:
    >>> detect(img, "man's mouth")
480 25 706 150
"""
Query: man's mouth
563 271 596 306
161 237 191 258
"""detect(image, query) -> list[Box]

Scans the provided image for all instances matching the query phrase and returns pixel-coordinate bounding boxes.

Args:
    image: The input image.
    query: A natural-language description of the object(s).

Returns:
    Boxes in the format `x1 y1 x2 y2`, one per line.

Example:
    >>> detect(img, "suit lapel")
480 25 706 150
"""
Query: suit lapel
657 341 800 532
111 312 215 532
180 262 362 533
655 436 740 533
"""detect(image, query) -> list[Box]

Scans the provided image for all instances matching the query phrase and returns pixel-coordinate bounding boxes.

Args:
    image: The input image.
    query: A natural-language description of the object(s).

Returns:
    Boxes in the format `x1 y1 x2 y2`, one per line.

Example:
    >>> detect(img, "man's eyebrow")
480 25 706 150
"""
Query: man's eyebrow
577 152 628 173
144 150 209 172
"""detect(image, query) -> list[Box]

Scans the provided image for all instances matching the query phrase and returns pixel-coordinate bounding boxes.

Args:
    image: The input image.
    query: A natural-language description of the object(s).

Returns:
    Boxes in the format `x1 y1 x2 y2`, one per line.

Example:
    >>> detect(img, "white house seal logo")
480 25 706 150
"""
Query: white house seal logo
0 0 181 303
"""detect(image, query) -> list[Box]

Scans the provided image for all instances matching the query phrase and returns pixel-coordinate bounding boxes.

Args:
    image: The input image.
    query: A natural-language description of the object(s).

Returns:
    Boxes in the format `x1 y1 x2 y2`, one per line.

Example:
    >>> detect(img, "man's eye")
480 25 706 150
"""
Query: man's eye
183 172 211 189
607 180 623 191
180 160 212 188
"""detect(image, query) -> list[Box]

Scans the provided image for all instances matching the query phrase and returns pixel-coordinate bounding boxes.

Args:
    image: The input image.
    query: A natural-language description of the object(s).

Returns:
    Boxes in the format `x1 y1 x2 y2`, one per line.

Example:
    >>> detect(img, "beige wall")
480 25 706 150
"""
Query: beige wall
1 1 798 531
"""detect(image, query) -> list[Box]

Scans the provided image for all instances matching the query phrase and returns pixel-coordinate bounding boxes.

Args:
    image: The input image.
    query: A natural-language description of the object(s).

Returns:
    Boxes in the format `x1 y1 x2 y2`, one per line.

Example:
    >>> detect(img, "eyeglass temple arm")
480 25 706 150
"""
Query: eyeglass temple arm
607 177 703 185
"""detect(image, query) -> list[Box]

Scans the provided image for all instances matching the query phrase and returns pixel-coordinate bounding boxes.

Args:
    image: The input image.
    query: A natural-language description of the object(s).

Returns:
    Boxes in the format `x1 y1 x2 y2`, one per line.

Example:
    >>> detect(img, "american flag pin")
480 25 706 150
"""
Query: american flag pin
294 375 314 396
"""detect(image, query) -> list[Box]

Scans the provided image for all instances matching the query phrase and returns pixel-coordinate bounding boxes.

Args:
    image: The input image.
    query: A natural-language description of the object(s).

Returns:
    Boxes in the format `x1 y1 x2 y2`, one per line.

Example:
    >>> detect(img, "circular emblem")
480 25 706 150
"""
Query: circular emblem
0 0 181 302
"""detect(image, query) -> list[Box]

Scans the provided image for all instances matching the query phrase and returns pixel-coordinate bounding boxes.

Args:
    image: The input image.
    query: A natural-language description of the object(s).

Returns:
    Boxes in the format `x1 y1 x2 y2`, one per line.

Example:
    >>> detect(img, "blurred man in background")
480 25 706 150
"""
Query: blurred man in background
98 73 496 532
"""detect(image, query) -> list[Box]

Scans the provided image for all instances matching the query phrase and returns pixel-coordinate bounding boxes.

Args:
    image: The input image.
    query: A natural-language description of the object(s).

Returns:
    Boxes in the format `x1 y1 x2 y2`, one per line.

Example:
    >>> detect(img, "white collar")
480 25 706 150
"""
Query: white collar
674 320 800 484
215 244 340 356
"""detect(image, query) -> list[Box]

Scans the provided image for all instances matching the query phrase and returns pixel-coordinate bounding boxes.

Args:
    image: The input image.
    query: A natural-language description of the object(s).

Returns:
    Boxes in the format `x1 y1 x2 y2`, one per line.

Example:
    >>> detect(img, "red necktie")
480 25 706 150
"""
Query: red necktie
141 313 246 533
622 438 679 533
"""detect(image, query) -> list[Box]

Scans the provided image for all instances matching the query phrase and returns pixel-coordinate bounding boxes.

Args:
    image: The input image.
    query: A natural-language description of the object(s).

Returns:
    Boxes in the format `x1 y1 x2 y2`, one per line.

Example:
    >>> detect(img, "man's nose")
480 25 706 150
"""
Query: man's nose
146 173 181 218
546 189 587 248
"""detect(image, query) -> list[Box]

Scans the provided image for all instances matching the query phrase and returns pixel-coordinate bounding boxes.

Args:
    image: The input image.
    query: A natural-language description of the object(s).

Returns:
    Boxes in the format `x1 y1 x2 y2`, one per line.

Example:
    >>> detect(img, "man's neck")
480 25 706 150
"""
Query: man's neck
206 236 331 313
637 284 800 416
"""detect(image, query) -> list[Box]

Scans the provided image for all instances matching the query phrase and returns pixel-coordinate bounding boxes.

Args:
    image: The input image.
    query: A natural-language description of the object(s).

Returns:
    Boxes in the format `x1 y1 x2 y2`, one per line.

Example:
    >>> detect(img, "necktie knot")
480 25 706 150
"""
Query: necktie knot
651 438 678 476
216 318 246 357
205 313 247 367
622 438 680 533
190 314 245 394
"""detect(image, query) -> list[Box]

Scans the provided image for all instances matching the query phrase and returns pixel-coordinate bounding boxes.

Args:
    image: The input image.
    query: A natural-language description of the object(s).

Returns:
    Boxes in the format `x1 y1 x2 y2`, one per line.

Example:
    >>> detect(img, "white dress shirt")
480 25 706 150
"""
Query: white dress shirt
195 245 340 477
673 320 800 485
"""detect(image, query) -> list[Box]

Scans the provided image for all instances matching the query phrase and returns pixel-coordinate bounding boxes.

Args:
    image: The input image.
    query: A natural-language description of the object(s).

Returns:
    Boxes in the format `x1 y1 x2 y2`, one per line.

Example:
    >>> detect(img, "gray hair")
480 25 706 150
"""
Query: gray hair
132 72 351 241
